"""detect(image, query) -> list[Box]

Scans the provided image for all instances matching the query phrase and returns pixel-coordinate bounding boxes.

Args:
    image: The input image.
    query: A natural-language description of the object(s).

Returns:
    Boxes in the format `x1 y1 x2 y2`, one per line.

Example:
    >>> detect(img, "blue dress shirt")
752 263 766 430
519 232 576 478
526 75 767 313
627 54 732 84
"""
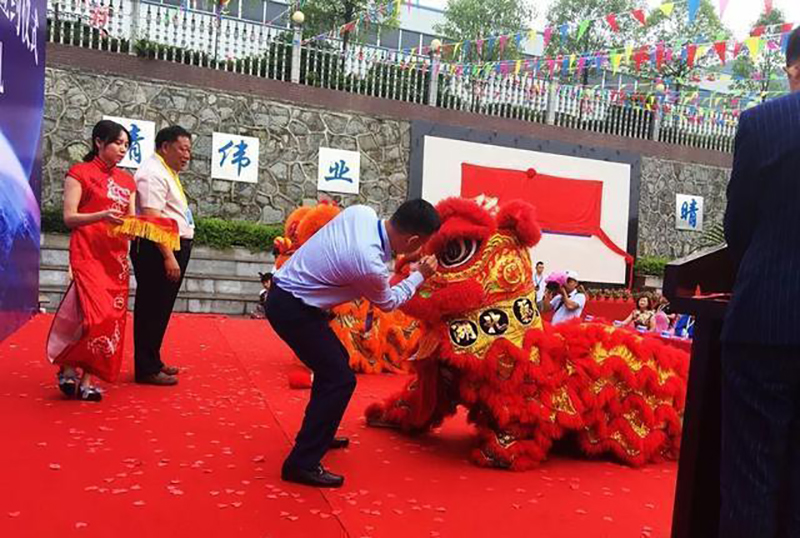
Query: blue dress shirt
273 205 425 311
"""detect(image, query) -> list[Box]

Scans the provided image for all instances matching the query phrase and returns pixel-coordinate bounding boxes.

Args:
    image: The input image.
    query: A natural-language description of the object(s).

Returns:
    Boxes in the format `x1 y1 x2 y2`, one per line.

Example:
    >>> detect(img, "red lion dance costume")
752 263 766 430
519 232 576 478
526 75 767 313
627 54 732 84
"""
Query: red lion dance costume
273 202 420 374
366 198 689 470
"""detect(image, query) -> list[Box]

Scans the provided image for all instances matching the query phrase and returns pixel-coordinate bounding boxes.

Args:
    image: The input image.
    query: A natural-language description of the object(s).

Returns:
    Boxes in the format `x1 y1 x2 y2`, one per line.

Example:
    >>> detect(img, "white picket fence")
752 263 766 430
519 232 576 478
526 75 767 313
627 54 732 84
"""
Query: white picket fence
46 0 737 152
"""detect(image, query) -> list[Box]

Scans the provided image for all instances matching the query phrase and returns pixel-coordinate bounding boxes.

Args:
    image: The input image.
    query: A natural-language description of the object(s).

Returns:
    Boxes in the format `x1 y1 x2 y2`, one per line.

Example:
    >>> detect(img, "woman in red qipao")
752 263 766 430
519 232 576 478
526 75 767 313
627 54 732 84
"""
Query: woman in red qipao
46 120 137 401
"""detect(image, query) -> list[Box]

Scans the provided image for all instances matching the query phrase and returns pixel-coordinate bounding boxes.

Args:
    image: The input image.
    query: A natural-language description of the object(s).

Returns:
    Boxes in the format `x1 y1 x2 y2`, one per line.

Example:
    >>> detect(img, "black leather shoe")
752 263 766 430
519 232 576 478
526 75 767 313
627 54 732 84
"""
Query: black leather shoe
330 437 349 449
281 465 344 488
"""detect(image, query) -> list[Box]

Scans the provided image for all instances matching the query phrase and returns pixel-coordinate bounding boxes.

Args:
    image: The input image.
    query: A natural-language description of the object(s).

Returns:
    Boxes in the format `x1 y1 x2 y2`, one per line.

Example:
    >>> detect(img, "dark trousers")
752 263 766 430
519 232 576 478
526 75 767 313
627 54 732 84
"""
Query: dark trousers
265 285 355 471
720 343 800 538
130 238 192 378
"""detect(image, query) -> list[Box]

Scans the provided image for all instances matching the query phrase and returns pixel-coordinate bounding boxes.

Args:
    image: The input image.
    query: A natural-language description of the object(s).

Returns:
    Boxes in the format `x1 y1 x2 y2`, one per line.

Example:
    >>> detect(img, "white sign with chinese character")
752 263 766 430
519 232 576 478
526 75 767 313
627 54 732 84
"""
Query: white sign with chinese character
676 194 704 231
102 116 155 169
211 132 260 183
317 147 360 195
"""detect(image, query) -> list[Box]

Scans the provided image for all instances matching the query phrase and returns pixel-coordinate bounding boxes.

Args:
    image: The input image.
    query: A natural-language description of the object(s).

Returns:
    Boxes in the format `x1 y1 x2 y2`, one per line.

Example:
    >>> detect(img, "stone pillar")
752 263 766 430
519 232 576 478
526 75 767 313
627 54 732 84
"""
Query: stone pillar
129 0 142 51
427 50 441 107
291 25 302 84
545 82 558 125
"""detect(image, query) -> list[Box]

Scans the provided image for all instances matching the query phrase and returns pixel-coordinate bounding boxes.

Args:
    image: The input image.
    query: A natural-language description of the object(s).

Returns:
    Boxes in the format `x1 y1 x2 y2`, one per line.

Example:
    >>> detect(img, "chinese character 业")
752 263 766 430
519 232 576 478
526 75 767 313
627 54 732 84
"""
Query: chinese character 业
325 159 353 183
681 199 699 228
218 139 252 176
128 123 143 164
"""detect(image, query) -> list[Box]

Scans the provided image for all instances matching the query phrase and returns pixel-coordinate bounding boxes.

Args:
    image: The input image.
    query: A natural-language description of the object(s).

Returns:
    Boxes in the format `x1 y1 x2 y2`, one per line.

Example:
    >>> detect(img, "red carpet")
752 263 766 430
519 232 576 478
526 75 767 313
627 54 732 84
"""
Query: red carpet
0 315 676 537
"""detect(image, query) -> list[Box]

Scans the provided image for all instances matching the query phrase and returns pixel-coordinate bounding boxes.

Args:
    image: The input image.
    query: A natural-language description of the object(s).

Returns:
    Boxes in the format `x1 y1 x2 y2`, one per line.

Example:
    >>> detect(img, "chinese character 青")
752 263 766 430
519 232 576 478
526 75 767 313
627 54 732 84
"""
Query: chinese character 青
218 139 252 177
325 159 353 183
128 123 143 164
681 199 699 229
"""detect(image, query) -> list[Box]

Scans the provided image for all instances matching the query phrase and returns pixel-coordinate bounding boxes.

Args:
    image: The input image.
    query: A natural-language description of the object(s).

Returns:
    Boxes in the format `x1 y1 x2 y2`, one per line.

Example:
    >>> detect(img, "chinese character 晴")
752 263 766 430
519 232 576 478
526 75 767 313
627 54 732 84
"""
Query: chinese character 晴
128 124 143 164
681 199 698 228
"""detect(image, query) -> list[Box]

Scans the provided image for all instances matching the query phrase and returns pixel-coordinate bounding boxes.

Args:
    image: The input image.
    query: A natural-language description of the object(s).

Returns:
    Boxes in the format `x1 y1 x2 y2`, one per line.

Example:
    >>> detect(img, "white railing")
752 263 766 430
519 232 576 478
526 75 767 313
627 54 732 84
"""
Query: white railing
45 0 738 153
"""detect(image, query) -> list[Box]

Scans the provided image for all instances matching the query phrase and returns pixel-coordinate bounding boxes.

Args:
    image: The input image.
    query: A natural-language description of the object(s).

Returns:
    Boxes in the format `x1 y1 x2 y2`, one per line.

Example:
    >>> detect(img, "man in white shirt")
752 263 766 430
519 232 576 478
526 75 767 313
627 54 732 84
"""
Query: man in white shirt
130 126 194 386
546 270 586 325
533 261 546 311
266 200 440 488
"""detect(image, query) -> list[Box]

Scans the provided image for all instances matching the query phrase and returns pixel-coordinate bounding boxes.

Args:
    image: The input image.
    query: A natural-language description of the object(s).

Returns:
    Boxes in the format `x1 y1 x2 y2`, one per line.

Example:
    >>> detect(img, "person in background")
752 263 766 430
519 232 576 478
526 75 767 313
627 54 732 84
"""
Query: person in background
251 272 273 319
130 126 194 386
620 294 656 331
544 270 586 325
266 200 440 488
47 120 135 402
533 261 545 311
718 26 800 538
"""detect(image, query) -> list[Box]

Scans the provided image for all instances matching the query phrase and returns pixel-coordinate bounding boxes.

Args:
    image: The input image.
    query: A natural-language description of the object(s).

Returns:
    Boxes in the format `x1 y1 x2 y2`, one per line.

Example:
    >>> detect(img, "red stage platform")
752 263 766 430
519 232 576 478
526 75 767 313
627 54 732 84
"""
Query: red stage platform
1 315 676 537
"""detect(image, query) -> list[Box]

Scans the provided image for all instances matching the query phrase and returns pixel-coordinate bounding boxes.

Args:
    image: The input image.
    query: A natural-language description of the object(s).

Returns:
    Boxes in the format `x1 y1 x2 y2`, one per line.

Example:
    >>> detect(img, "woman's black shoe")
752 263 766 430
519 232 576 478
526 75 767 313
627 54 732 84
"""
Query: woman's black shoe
281 465 344 488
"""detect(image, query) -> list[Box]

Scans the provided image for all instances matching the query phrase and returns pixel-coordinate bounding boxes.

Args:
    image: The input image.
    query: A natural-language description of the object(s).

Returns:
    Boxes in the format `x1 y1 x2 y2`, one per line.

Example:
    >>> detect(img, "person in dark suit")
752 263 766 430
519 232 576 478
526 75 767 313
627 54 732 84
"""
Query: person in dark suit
720 26 800 538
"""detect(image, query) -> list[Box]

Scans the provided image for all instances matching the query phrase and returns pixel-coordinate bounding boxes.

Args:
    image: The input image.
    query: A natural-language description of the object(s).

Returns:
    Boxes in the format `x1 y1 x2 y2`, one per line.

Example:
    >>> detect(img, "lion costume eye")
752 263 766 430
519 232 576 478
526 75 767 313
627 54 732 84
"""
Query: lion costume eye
438 238 480 269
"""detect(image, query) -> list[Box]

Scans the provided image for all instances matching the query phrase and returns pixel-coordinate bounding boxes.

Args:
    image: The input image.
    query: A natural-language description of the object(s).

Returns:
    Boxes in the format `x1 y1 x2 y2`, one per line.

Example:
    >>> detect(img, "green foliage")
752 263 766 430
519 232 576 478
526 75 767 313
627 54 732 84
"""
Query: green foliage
634 255 670 277
642 0 731 85
41 206 283 253
435 0 535 63
192 218 283 252
47 18 130 52
731 8 790 98
544 0 646 70
300 0 399 51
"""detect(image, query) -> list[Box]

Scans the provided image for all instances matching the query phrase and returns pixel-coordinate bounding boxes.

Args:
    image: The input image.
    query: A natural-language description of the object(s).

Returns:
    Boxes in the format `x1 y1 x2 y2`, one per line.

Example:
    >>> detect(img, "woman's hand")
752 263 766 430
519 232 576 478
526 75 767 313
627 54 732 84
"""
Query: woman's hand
98 208 125 225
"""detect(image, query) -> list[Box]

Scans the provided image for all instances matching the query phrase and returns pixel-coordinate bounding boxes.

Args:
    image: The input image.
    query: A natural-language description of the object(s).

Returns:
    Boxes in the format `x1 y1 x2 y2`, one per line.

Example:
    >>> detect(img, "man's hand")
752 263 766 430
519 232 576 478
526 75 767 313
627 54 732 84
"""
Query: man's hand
164 253 181 282
418 255 438 278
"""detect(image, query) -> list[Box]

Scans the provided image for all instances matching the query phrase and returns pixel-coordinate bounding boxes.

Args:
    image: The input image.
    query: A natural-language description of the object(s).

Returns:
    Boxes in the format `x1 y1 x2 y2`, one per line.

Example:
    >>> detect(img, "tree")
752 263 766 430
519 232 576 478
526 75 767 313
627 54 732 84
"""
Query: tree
544 0 647 84
299 0 398 52
435 0 536 63
731 8 790 101
642 0 731 87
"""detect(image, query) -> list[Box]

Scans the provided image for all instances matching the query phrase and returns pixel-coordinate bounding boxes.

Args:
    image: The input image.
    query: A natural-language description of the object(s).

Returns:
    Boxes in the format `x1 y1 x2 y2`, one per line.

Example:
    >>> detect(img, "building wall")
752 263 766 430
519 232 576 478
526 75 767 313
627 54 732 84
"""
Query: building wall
42 44 733 258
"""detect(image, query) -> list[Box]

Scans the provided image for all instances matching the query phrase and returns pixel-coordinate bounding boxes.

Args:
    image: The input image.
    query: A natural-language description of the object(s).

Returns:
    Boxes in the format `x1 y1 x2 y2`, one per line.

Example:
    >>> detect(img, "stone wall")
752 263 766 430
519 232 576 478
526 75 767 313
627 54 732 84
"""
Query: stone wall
42 57 732 258
639 157 730 258
42 66 410 223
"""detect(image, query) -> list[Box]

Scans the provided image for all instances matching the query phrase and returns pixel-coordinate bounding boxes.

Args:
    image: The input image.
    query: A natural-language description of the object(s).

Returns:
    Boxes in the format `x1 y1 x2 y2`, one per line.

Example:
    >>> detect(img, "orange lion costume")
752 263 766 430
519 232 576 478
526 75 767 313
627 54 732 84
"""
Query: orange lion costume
365 198 689 470
272 202 420 374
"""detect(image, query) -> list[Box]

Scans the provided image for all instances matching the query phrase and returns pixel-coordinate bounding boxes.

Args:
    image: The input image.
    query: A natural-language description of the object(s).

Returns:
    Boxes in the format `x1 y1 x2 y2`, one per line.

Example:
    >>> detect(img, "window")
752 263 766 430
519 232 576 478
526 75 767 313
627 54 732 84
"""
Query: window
265 1 290 26
362 26 379 46
241 0 265 22
380 28 400 49
400 30 420 51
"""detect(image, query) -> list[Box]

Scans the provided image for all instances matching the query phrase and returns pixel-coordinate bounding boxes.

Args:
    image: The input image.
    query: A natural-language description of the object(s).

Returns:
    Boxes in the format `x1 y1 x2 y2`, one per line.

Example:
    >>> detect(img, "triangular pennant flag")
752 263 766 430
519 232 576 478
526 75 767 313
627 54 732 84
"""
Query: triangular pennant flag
515 33 523 48
688 0 700 24
611 52 623 73
733 41 742 57
687 44 697 67
577 56 586 75
577 20 591 41
499 35 509 55
625 43 634 64
656 42 666 69
714 41 727 64
765 0 773 14
782 33 791 54
719 0 729 16
562 56 570 76
486 37 495 56
547 58 557 77
515 59 522 75
751 26 765 37
569 54 576 71
745 36 761 60
560 24 569 42
660 3 675 17
476 39 484 56
453 42 461 58
632 9 646 26
543 27 553 49
606 13 620 32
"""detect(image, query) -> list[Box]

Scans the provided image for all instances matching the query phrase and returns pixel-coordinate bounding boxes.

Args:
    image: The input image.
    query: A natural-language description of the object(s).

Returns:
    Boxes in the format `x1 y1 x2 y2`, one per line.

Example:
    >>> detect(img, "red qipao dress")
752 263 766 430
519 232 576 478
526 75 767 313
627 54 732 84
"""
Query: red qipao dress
45 156 184 384
46 158 136 382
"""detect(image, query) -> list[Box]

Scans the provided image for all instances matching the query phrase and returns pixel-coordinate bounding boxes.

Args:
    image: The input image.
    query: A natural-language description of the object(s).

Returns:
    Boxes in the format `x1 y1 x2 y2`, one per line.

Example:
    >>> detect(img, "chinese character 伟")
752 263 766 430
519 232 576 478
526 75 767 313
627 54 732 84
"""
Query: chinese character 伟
219 139 252 176
325 159 353 183
681 199 699 228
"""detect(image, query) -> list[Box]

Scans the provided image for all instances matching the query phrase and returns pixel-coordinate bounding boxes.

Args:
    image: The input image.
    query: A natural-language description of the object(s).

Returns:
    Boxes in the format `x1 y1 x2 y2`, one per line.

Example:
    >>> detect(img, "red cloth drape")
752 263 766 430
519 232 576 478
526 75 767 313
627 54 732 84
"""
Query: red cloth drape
46 158 136 382
460 164 634 282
